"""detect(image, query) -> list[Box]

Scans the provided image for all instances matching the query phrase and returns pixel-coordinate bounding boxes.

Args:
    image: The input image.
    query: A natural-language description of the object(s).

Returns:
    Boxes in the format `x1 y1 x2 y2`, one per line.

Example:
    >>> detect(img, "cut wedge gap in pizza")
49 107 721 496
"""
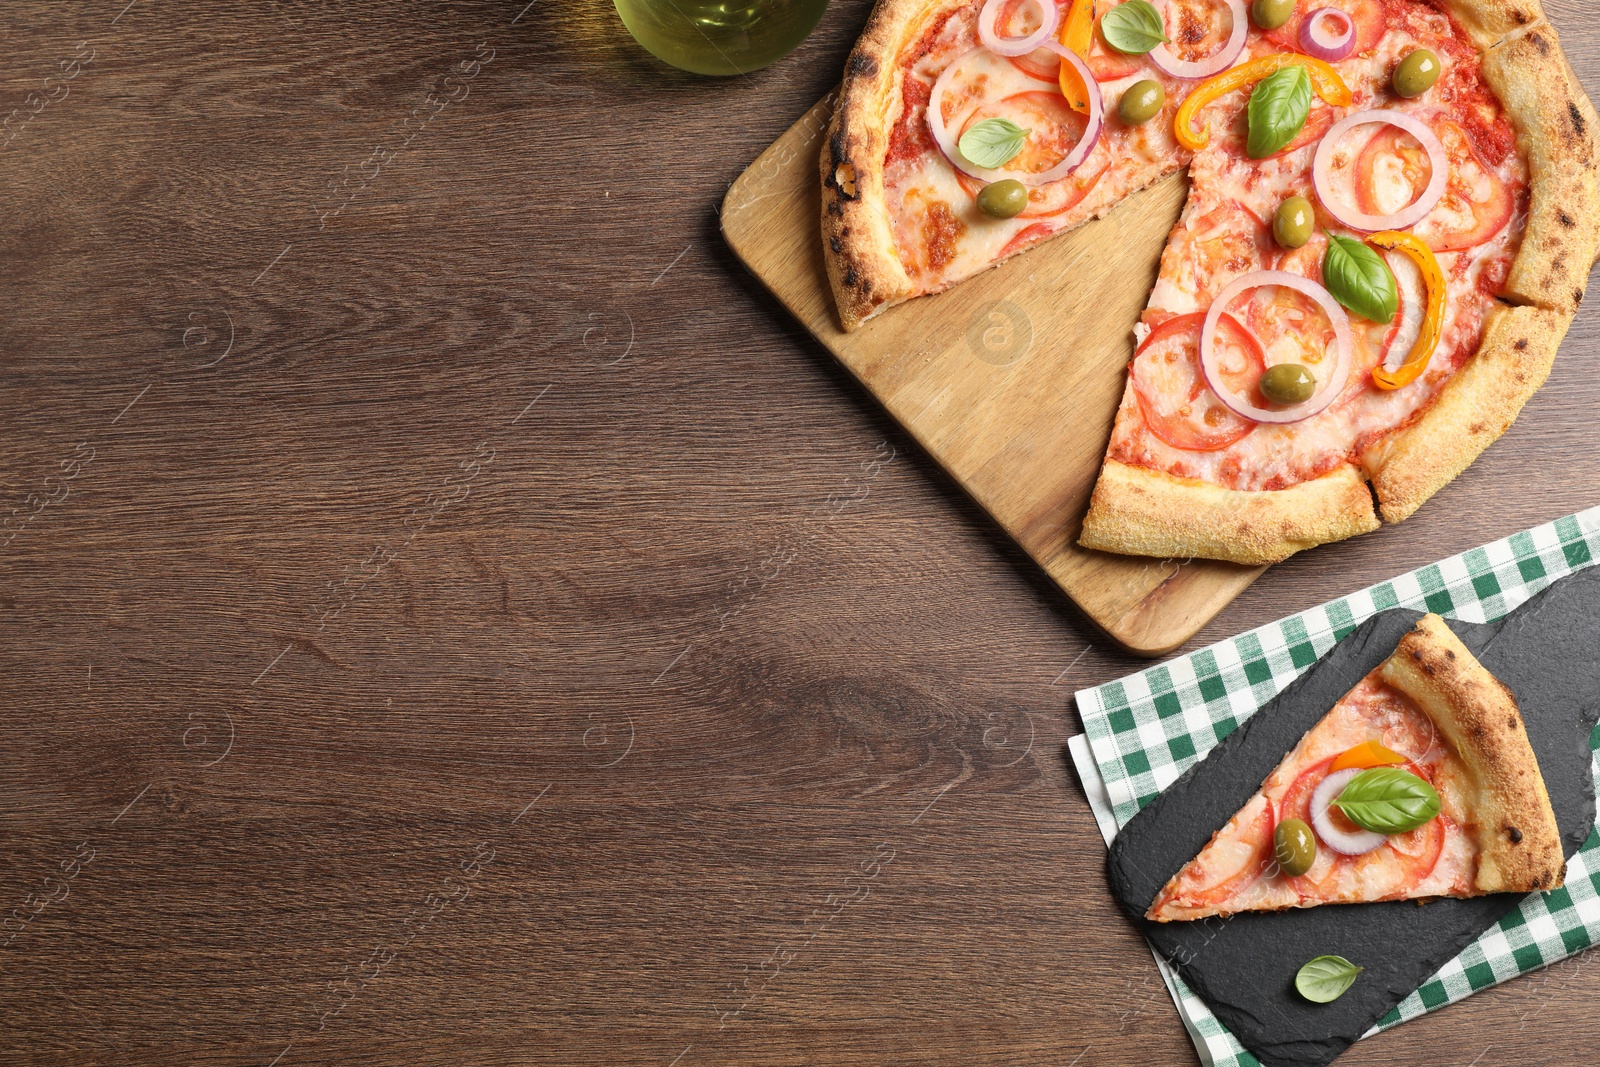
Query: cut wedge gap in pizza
822 1 1600 565
1146 613 1563 923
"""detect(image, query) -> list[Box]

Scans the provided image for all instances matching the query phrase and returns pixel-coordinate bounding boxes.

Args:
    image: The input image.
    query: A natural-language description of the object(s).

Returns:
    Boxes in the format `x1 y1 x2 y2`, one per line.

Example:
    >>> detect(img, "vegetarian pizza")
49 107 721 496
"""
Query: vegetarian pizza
820 0 1599 564
1147 613 1564 923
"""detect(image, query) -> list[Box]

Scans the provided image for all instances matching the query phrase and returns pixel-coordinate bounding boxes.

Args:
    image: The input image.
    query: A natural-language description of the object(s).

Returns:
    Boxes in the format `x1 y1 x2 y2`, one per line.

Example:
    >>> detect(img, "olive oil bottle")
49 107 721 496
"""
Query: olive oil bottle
613 0 829 76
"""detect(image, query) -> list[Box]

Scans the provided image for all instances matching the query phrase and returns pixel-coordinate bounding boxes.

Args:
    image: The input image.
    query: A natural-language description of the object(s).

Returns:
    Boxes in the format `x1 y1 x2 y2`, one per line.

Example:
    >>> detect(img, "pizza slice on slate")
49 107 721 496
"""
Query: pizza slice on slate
1145 613 1564 923
822 0 1600 565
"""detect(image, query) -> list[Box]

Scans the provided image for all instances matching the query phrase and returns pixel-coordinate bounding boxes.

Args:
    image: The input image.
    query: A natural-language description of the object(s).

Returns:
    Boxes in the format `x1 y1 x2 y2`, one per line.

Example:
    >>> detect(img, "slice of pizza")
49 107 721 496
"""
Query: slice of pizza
1146 613 1564 923
822 1 1600 565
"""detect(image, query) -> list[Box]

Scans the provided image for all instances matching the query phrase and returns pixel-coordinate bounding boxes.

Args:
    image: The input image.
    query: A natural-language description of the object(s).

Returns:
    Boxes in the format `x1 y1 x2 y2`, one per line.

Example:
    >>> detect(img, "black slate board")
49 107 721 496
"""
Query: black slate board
1104 566 1600 1067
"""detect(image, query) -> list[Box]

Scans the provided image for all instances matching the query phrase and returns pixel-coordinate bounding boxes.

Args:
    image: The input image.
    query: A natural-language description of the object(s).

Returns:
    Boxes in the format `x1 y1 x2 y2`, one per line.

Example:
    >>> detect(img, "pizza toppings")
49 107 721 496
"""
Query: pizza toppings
1246 65 1312 158
1367 230 1445 389
1099 0 1169 56
1272 194 1314 248
1310 766 1388 854
1328 738 1404 770
1147 0 1249 81
977 178 1031 217
1392 47 1441 99
1133 311 1263 450
978 0 1060 56
1312 110 1447 231
1175 52 1351 151
1248 0 1293 31
1200 270 1352 422
1272 816 1318 876
929 44 1105 185
1297 6 1356 63
1330 765 1442 834
960 117 1032 168
1057 0 1096 112
1322 233 1397 323
1119 78 1165 125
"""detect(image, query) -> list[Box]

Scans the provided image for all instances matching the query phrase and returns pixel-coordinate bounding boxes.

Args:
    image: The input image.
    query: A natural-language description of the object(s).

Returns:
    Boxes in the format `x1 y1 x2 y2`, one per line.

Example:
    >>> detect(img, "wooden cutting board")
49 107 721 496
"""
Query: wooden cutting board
721 95 1263 656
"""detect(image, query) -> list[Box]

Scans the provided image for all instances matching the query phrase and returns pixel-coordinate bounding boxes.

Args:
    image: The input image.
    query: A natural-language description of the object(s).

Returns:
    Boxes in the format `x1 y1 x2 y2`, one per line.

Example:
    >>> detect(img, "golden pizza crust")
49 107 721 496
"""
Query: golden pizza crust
1482 23 1600 313
1379 613 1565 894
821 0 969 331
1437 0 1546 50
1078 459 1380 566
1362 303 1573 523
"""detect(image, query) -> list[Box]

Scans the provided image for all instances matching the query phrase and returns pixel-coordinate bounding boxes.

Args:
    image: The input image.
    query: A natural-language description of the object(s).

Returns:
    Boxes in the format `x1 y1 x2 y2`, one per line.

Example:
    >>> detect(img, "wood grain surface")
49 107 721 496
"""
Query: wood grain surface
1 2 1596 1065
725 128 1263 656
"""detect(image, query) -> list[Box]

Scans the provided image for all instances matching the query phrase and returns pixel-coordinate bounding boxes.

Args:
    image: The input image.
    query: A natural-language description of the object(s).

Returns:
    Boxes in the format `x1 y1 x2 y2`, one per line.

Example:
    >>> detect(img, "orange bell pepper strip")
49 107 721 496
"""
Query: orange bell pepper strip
1174 54 1353 151
1057 0 1096 115
1367 230 1446 390
1329 740 1408 772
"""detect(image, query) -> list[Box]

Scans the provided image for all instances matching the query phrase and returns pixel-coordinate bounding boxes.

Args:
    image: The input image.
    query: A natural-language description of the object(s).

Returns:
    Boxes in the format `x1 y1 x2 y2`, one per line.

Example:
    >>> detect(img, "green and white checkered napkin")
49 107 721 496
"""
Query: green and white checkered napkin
1068 507 1600 1067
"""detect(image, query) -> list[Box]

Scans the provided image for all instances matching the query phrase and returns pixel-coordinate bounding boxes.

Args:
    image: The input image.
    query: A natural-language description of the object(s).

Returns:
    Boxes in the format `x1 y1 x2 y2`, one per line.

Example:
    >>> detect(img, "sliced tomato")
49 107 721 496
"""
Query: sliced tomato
1131 311 1262 452
1265 0 1386 56
1279 756 1446 900
996 220 1055 259
1280 103 1335 158
1085 48 1145 81
1353 124 1435 218
1243 266 1340 375
1167 201 1275 306
1150 795 1276 912
956 92 1111 218
1012 43 1144 83
1416 117 1517 251
1354 116 1516 252
1380 812 1448 898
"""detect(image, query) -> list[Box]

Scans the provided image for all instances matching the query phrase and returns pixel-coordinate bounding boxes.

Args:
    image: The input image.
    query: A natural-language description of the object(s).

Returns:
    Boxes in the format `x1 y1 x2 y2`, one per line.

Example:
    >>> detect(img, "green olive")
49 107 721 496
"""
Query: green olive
976 178 1029 219
1250 0 1295 31
1393 49 1441 99
1118 79 1165 127
1274 818 1318 878
1260 363 1317 406
1273 195 1314 249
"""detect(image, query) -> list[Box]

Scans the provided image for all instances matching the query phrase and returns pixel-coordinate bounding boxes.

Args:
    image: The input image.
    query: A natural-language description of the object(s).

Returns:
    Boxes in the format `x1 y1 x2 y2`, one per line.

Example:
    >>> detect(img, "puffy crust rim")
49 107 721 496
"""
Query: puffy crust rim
1078 460 1380 566
1379 613 1566 894
821 0 970 331
1362 303 1573 523
1481 22 1600 313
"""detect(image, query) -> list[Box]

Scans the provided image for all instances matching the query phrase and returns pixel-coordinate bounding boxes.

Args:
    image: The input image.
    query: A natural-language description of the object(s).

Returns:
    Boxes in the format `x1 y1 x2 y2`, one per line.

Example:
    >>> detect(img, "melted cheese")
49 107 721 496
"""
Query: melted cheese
884 0 1527 493
1150 670 1477 922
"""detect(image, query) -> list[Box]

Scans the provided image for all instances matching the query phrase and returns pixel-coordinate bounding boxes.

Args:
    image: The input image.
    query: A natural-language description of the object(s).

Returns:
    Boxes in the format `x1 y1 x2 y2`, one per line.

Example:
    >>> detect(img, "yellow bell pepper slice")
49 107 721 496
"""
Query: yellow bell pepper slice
1367 230 1446 391
1174 54 1353 151
1057 0 1096 115
1329 740 1407 772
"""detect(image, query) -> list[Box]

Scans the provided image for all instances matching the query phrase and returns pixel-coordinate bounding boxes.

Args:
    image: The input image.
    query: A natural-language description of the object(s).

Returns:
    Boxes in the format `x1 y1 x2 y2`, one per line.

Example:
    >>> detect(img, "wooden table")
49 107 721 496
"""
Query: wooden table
2 2 1596 1064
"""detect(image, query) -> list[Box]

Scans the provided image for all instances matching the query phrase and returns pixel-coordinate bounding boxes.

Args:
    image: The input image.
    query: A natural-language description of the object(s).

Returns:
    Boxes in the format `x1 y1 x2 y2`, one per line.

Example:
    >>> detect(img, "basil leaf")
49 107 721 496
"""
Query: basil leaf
1331 767 1441 834
1246 65 1312 159
1322 234 1400 324
1296 955 1363 1003
1100 0 1168 55
959 117 1030 170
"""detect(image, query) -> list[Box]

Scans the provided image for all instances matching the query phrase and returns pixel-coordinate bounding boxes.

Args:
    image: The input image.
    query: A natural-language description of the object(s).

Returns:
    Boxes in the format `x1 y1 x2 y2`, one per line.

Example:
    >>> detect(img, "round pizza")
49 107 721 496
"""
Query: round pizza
820 0 1600 564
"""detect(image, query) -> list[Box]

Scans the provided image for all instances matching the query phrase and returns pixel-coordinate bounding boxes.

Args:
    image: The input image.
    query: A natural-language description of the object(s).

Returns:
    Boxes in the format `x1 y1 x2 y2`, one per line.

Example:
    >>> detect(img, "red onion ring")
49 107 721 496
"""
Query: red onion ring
1199 271 1353 423
1312 110 1448 232
1148 0 1248 80
1298 7 1357 62
1311 767 1387 856
977 0 1061 57
927 44 1103 186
